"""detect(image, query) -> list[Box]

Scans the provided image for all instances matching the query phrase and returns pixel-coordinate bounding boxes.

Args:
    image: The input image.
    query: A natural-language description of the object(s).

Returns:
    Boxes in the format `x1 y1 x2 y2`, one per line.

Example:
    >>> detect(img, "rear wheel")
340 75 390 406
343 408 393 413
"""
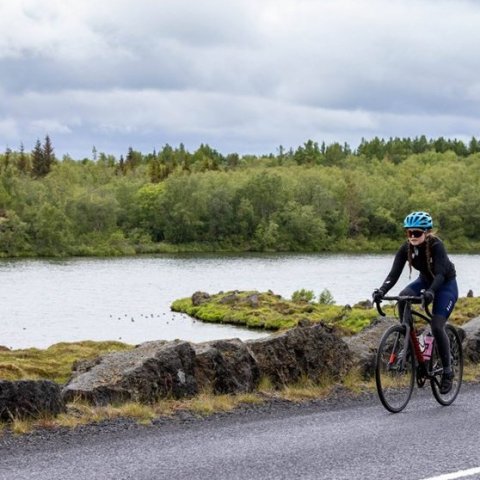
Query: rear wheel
430 324 463 406
375 325 415 413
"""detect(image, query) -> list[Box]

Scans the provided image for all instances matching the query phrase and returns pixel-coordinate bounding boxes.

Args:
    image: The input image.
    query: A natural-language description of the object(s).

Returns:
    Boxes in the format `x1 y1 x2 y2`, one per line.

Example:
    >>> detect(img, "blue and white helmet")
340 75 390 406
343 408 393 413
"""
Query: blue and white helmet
403 211 433 230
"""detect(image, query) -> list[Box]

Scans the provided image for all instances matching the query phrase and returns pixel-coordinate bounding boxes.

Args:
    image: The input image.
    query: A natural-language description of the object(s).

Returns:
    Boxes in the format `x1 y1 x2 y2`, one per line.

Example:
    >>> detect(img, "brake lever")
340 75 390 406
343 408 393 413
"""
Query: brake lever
374 300 386 317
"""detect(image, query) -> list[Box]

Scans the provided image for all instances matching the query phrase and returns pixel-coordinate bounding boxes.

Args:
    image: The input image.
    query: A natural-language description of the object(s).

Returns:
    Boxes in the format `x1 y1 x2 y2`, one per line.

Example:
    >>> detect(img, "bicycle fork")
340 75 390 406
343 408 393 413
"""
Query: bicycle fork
387 325 425 371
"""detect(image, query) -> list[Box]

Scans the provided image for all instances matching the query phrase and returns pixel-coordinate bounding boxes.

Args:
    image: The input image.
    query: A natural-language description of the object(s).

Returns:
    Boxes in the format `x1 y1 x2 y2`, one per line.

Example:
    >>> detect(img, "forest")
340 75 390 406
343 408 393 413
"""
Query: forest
1 135 480 257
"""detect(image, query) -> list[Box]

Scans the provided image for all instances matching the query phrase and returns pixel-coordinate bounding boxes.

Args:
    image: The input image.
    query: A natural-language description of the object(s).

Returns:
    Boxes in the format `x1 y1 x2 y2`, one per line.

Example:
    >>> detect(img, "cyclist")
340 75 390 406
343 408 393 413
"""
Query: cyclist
372 211 458 394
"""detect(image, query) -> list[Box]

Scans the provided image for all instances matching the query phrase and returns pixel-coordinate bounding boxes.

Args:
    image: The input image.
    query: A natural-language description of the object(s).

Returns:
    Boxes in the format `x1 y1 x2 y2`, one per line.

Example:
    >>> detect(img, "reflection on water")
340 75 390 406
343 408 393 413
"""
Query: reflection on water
0 253 478 349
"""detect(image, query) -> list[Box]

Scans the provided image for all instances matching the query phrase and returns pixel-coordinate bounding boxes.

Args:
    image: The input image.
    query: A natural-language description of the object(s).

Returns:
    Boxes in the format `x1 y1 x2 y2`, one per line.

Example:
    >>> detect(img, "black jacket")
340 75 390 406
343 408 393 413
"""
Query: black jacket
380 237 456 294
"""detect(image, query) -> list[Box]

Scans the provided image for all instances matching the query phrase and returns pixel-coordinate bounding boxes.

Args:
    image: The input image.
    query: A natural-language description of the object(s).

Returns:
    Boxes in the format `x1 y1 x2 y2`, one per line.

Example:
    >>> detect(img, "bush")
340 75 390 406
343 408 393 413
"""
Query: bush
318 289 335 305
291 289 315 303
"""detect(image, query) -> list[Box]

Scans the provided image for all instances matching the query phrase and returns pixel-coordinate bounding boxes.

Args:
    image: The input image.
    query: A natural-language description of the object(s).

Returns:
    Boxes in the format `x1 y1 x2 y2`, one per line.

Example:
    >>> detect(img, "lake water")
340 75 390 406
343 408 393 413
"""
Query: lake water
1 253 479 349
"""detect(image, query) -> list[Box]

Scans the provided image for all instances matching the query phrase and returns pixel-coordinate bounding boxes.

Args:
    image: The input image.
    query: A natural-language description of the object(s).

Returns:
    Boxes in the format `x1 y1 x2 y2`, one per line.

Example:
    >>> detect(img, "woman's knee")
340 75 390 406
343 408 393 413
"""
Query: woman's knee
431 314 447 336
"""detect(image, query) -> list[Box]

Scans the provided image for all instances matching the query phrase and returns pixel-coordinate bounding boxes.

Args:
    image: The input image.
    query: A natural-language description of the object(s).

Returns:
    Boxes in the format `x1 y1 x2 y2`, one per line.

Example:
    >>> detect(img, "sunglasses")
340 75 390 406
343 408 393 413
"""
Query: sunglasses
406 229 425 238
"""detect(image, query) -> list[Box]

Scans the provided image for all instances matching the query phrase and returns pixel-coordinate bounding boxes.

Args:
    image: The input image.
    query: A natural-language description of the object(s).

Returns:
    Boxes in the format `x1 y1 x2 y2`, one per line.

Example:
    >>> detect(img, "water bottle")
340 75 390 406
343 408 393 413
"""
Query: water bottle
417 332 425 351
423 332 434 361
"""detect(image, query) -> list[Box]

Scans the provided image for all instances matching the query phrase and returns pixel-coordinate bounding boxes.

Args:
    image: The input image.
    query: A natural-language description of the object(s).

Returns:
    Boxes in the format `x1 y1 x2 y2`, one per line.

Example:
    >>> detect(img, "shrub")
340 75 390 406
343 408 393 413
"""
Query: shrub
291 289 315 303
318 289 335 305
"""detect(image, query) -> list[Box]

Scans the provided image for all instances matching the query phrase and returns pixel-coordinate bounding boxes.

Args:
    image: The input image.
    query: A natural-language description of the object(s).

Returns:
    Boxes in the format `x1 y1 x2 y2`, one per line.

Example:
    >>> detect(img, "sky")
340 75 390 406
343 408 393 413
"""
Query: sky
1 0 480 159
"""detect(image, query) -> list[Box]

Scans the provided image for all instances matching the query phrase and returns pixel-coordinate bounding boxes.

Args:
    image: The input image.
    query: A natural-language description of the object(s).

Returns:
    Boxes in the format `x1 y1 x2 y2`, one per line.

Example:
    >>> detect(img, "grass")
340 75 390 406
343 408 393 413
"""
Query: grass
172 291 480 335
450 297 480 325
171 290 385 335
0 391 267 435
2 360 480 436
1 292 480 435
0 340 133 384
462 362 480 382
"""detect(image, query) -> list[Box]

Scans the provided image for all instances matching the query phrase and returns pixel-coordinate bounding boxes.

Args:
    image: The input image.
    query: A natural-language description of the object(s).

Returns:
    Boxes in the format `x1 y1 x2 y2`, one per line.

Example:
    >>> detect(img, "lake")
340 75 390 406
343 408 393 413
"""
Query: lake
1 253 478 349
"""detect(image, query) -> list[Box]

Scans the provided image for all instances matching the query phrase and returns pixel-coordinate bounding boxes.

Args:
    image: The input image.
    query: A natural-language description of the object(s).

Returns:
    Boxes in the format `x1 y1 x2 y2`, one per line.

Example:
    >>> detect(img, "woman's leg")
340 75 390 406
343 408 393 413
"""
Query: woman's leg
431 314 450 369
431 279 459 371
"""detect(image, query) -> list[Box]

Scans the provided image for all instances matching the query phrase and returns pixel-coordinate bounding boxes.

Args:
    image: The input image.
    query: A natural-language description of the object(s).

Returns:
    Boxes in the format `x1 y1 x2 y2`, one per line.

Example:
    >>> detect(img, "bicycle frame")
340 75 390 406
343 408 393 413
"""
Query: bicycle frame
377 295 432 372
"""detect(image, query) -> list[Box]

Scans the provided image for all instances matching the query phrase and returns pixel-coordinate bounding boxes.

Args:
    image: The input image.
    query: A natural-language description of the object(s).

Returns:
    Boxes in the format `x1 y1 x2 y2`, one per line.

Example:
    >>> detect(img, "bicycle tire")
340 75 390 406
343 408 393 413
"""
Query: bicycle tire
375 324 415 413
430 324 463 406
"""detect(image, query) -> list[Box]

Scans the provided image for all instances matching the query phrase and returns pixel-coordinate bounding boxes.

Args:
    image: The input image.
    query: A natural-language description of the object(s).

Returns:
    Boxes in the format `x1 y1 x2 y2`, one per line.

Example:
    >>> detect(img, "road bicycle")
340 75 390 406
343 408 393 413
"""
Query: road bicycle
374 294 463 413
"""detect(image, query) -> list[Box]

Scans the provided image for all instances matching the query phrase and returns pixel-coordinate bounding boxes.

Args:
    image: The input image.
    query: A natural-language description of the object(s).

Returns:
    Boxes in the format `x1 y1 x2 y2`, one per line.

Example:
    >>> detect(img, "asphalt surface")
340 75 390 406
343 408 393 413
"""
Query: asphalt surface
1 385 480 480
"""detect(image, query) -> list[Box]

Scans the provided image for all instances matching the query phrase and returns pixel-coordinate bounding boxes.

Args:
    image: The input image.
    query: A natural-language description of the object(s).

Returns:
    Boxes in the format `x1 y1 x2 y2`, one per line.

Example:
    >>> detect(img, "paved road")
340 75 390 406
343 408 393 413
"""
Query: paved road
2 385 480 480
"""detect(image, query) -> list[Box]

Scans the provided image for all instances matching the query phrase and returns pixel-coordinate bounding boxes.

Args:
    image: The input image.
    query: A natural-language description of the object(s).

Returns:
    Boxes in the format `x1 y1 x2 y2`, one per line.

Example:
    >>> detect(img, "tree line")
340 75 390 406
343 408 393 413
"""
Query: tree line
0 136 480 257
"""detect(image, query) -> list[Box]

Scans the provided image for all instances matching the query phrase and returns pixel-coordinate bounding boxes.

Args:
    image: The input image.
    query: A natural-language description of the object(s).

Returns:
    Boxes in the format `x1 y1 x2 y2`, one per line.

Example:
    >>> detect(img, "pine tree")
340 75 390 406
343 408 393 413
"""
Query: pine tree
32 139 45 177
43 134 55 173
18 142 29 174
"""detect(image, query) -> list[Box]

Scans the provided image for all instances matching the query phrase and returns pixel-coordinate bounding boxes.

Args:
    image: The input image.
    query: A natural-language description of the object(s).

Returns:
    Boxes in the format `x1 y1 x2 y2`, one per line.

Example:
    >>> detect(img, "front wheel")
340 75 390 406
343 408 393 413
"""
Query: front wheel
375 324 415 413
430 324 463 406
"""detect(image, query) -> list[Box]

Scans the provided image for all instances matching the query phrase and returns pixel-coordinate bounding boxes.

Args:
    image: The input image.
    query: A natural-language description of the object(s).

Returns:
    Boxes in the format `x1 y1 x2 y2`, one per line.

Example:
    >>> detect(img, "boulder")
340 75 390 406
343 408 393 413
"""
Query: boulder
244 294 259 308
246 322 352 386
193 339 259 393
460 316 480 362
0 380 65 421
344 316 398 378
219 293 239 304
191 291 210 306
62 340 197 405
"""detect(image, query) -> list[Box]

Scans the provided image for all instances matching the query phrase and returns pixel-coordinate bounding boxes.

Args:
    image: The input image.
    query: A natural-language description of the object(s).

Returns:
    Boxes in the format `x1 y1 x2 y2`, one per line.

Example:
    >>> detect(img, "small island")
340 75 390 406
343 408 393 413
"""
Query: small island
171 289 480 334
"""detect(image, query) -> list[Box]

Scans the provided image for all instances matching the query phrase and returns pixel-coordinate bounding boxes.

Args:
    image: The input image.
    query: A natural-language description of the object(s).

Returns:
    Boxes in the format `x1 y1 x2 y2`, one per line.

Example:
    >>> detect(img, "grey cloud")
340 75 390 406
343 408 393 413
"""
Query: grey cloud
1 0 480 158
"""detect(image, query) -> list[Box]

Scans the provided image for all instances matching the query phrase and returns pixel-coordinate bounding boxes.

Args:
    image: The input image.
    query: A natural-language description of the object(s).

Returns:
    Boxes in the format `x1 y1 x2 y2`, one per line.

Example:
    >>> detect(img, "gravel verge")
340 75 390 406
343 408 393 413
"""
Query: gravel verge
0 385 376 451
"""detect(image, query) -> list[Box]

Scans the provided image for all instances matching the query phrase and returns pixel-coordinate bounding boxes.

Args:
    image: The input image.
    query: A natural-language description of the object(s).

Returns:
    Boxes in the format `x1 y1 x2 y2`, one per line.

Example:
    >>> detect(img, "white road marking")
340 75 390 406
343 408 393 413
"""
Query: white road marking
420 467 480 480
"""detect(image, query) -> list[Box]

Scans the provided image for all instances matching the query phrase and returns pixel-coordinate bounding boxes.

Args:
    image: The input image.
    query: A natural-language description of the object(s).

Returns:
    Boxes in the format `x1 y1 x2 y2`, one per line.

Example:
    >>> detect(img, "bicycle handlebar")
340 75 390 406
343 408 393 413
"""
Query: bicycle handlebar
374 294 433 319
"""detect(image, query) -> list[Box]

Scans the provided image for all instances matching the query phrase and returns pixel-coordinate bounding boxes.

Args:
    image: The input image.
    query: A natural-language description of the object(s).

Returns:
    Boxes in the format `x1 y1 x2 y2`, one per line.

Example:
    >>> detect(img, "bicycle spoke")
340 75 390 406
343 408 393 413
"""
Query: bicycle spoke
430 324 463 406
376 325 414 413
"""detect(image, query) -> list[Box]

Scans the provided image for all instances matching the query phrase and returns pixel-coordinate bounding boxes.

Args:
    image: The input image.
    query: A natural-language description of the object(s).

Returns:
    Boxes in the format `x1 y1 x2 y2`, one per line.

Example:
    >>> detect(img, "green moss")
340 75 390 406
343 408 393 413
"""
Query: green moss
173 291 480 335
171 290 380 334
450 297 480 325
0 340 132 383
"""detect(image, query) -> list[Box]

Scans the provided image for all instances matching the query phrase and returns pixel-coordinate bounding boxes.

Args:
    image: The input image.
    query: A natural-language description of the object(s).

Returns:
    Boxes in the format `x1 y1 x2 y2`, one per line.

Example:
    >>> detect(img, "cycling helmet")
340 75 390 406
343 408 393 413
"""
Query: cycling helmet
403 211 433 229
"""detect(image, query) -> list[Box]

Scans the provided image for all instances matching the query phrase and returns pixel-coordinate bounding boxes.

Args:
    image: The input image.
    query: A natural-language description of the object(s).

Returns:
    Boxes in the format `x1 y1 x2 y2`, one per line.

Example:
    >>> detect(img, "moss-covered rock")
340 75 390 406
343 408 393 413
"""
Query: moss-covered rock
172 290 381 335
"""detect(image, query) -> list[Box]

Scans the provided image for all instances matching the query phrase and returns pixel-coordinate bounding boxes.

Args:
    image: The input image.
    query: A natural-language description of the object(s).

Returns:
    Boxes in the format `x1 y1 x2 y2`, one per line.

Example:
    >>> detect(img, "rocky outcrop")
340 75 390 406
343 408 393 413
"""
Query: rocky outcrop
344 316 398 378
193 339 259 393
247 322 352 386
0 380 65 421
192 291 210 306
62 323 351 405
461 316 480 362
63 340 197 405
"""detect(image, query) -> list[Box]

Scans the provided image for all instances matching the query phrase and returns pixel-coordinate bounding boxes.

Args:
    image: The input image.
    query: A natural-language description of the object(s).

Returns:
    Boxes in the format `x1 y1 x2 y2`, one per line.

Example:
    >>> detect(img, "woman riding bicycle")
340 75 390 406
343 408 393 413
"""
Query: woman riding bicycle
372 211 458 395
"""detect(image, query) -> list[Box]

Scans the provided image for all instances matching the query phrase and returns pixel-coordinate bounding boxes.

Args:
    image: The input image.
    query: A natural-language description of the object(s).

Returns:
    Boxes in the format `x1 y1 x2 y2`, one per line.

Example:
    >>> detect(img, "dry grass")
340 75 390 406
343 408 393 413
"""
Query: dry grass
341 368 375 394
182 393 237 416
0 341 132 384
462 362 480 383
0 390 269 434
11 418 32 436
280 375 333 401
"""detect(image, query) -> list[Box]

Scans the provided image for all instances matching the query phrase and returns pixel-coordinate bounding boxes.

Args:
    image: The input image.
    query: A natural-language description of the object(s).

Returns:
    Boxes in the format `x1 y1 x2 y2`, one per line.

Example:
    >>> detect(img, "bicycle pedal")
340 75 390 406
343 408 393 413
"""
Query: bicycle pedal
416 377 426 388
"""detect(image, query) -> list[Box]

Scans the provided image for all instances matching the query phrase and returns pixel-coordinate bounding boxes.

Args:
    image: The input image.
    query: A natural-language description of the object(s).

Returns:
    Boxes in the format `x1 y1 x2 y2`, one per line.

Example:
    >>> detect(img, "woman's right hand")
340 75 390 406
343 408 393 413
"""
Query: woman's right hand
372 288 385 303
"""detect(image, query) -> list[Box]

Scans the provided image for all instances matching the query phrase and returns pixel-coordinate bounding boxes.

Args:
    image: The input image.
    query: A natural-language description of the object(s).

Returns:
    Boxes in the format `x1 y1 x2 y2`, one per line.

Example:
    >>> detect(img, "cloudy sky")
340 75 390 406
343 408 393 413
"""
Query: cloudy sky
1 0 480 159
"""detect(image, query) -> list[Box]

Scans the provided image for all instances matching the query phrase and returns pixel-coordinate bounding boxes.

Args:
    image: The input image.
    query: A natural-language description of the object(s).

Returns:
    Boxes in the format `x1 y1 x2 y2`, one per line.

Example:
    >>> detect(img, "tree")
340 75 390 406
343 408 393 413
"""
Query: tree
31 139 45 177
294 140 322 165
116 155 126 175
124 147 142 171
3 146 12 170
31 135 55 177
18 142 29 174
43 134 55 172
469 137 480 154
